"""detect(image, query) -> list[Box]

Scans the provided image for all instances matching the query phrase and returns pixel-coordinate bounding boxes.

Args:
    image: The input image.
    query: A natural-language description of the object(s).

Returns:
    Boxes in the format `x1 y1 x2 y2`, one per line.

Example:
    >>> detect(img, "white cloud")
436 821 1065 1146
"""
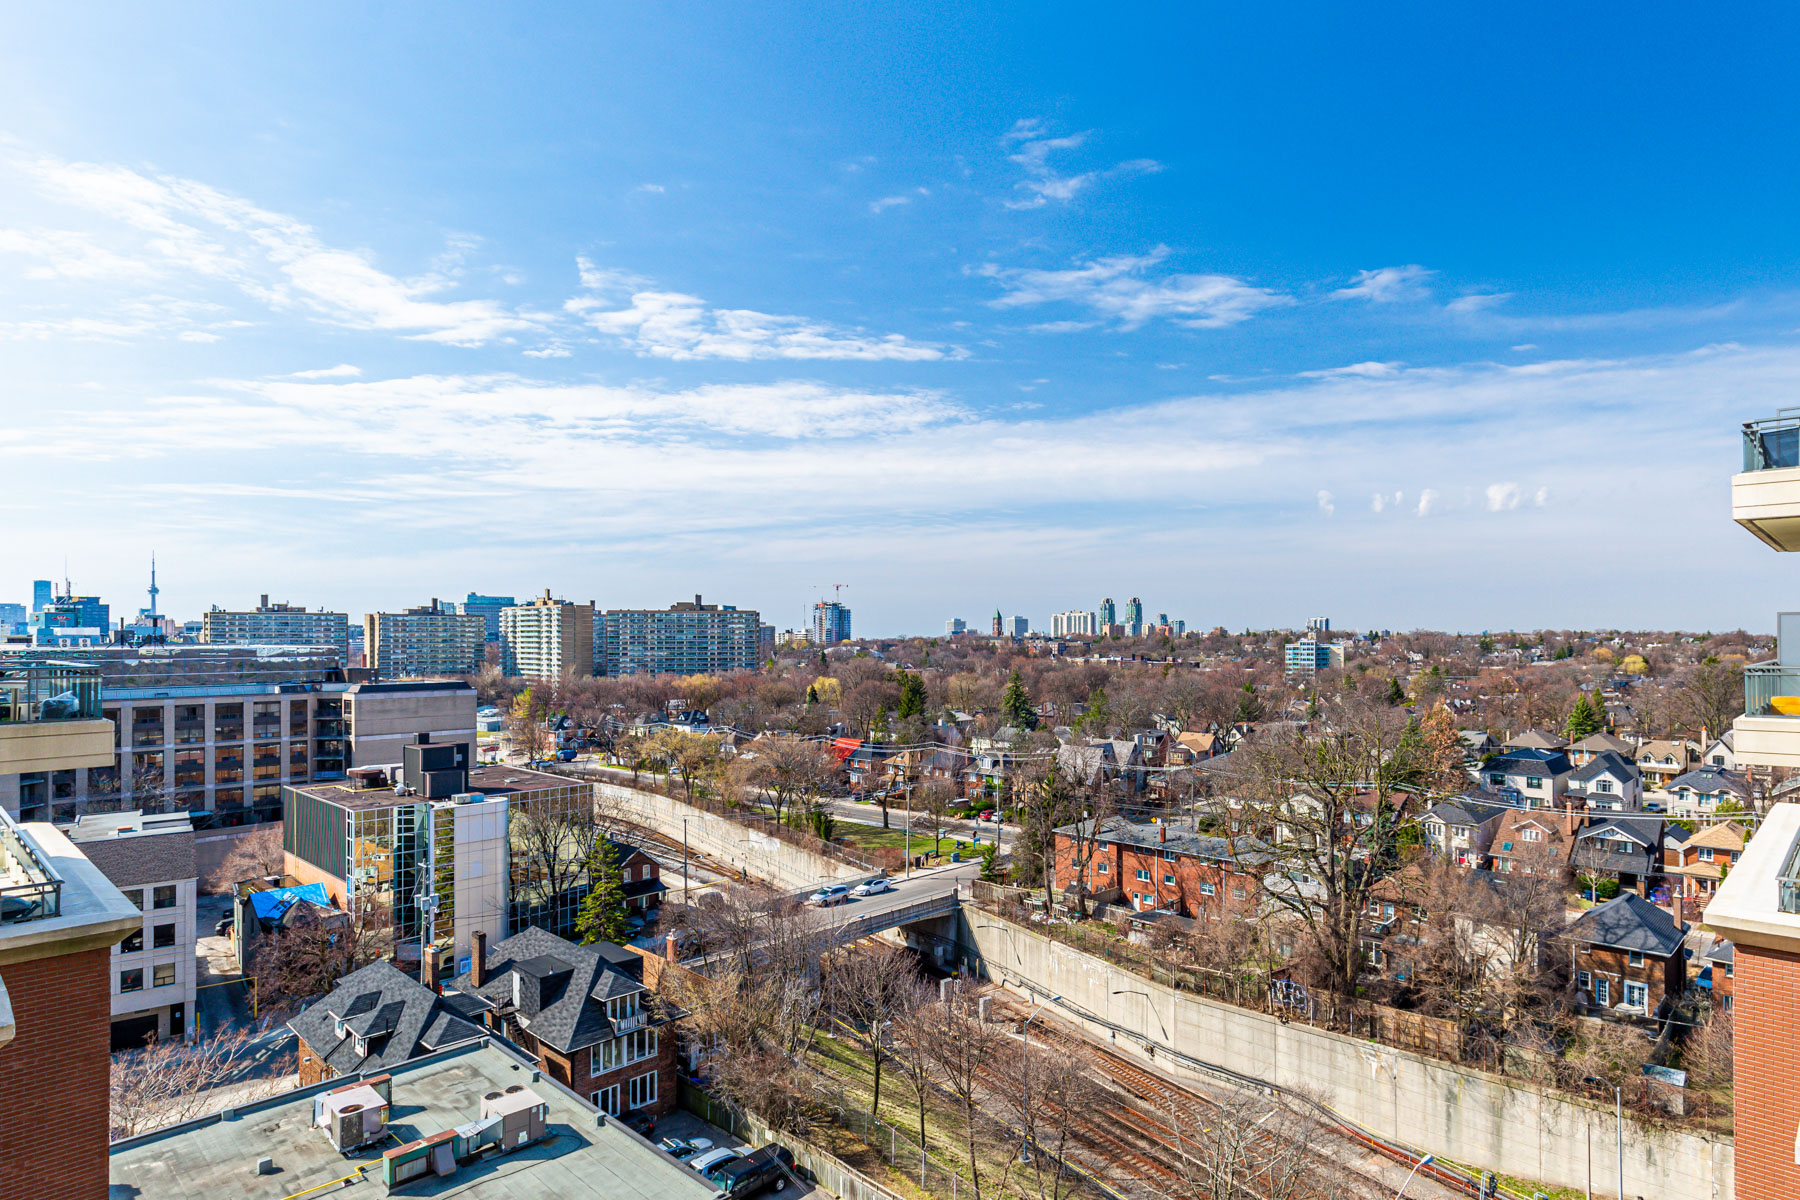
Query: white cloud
568 264 962 361
1533 486 1550 507
290 363 362 379
1333 265 1434 303
1486 482 1521 511
1448 292 1510 315
1316 490 1335 517
5 151 553 347
1298 360 1403 379
634 183 666 194
1416 489 1439 517
868 187 928 215
980 246 1289 330
1000 118 1161 210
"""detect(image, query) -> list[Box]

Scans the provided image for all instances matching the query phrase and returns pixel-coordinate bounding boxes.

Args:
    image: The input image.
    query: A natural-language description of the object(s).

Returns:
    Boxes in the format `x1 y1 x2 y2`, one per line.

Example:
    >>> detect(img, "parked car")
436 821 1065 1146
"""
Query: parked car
620 1109 656 1137
850 877 892 898
711 1145 797 1197
688 1148 744 1179
659 1136 714 1162
556 748 578 762
213 916 234 937
807 884 851 907
978 810 995 822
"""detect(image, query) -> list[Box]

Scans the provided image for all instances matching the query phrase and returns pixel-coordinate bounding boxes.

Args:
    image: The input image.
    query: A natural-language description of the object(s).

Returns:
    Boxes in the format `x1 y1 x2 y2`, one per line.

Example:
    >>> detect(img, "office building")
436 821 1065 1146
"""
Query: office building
0 643 342 690
364 600 486 679
499 591 594 680
600 596 759 677
811 600 852 646
32 593 110 646
1050 610 1096 637
30 579 52 613
1007 615 1029 637
65 809 198 1049
1 676 474 827
758 623 776 655
202 597 349 665
282 757 594 971
1307 616 1331 633
0 808 141 1200
0 603 23 636
449 592 516 643
1098 597 1116 627
1124 597 1143 636
945 617 967 635
1283 635 1346 676
109 1039 717 1200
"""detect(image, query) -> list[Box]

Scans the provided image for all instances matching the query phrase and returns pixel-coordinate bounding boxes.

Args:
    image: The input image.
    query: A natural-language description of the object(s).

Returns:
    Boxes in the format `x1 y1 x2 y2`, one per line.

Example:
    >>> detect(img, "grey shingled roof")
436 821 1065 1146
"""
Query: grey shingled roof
447 925 647 1055
287 960 482 1078
1483 748 1573 776
66 828 197 889
1053 815 1270 867
1568 893 1688 957
1426 797 1509 828
1570 751 1639 785
1666 766 1750 797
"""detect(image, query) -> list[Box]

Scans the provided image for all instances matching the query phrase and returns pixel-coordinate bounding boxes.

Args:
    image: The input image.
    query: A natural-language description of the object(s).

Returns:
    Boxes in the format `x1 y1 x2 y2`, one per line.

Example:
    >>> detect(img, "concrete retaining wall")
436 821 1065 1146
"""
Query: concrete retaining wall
954 909 1733 1200
595 782 867 892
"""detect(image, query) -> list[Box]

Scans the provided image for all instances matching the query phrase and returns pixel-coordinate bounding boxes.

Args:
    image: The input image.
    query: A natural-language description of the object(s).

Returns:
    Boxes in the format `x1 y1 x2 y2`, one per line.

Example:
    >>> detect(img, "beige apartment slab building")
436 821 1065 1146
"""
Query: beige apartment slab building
499 590 594 680
202 596 349 664
363 600 486 679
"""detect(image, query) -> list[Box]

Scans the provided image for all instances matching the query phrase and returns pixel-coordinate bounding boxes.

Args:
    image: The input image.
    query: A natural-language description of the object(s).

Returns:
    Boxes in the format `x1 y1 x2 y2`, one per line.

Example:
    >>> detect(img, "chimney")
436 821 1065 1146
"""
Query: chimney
471 931 487 987
1159 823 1167 844
664 933 679 963
421 947 440 993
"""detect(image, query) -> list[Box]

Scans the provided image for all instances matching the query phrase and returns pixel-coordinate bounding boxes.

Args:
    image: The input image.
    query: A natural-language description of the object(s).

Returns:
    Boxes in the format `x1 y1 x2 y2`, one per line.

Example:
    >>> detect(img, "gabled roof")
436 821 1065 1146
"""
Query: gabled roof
1569 731 1636 756
1686 821 1747 850
1053 815 1270 867
1483 748 1573 776
1577 819 1658 849
1425 797 1509 828
288 960 482 1078
447 925 650 1055
1567 892 1688 957
1570 751 1639 785
1504 729 1567 750
1636 739 1693 764
1665 766 1750 797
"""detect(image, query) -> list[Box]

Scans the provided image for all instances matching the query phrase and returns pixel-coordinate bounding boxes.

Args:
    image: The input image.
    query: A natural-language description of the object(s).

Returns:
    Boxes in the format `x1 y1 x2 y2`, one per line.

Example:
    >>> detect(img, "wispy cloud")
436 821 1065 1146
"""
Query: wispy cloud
3 150 553 347
1333 265 1434 303
567 258 963 361
1316 490 1335 517
1000 118 1162 210
869 187 928 215
289 363 362 379
1298 360 1403 379
980 246 1289 330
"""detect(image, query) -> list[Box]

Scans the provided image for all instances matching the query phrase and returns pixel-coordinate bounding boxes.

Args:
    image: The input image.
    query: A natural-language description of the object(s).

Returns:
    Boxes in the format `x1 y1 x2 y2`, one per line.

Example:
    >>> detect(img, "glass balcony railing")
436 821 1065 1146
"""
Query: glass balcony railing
1743 662 1800 716
1780 831 1800 915
0 661 103 724
0 808 63 923
1744 412 1800 472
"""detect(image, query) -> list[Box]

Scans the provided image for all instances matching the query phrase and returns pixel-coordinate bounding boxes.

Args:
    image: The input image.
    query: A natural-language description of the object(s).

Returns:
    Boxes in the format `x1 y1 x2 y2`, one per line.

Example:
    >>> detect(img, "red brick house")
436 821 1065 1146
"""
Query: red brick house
1484 807 1579 878
290 959 484 1087
1664 820 1745 908
1566 892 1689 1019
447 926 681 1119
602 837 667 914
1702 940 1734 1011
1053 816 1267 918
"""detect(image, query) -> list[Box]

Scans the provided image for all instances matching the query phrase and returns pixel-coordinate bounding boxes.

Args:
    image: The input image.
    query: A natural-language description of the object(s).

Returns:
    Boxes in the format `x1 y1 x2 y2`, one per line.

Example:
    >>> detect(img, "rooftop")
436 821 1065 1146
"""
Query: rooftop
288 763 577 811
0 818 139 965
108 1040 716 1199
63 810 196 890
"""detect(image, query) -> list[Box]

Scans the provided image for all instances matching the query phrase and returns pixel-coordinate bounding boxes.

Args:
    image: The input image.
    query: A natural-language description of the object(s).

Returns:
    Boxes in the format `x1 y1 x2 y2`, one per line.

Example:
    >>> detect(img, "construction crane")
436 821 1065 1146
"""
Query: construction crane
831 583 849 602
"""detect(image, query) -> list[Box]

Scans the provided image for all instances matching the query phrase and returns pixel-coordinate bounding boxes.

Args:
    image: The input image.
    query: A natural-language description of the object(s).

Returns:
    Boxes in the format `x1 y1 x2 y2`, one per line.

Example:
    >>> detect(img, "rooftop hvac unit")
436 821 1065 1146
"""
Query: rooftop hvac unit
315 1084 389 1154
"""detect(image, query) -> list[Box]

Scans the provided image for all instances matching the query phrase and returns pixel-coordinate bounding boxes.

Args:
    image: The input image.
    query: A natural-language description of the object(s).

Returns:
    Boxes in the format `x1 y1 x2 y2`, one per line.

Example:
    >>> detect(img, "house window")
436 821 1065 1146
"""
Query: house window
1162 849 1176 862
153 923 176 949
1577 970 1591 990
595 1027 658 1073
1627 951 1644 968
592 1084 620 1115
153 963 175 988
1526 776 1544 790
1712 755 1725 766
627 1069 657 1109
152 885 177 910
1163 874 1176 886
1231 884 1247 900
1523 829 1542 842
1199 882 1216 896
1596 780 1613 794
1698 848 1714 862
124 889 143 911
1594 978 1610 1005
120 927 144 953
1096 862 1108 875
1488 774 1505 788
1623 981 1648 1009
1136 869 1151 882
120 968 144 993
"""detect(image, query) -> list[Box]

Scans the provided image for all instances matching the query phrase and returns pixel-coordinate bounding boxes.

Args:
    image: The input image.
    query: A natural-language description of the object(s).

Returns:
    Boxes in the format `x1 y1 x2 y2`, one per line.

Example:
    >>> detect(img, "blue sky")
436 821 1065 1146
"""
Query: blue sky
4 5 1800 636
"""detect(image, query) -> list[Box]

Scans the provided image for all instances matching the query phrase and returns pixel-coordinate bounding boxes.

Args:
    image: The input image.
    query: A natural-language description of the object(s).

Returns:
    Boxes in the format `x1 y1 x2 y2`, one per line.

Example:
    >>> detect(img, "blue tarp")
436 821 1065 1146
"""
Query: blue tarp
248 882 332 922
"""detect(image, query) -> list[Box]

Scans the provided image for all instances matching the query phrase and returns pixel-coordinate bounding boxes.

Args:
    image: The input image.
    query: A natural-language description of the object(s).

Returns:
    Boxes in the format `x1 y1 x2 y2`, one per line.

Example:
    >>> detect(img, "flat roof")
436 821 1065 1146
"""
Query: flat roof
288 764 579 810
108 1040 716 1200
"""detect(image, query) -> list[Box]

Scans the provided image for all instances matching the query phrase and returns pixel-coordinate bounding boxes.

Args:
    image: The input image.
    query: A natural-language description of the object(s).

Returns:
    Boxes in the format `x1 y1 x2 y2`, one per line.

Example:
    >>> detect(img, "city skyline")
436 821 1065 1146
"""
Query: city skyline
7 7 1800 634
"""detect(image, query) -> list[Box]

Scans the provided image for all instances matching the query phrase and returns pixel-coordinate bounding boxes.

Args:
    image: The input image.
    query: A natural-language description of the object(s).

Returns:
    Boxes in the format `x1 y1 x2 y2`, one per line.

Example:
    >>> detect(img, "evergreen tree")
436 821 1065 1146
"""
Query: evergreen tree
978 840 1001 882
1384 677 1407 707
1078 686 1111 733
1000 669 1037 730
896 671 927 720
1233 682 1263 724
1564 693 1604 740
575 840 630 945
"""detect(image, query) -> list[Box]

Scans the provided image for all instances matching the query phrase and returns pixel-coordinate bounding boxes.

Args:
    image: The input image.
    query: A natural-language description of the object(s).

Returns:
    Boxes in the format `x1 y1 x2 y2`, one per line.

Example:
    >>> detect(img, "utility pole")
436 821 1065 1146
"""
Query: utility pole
682 817 690 907
903 775 912 879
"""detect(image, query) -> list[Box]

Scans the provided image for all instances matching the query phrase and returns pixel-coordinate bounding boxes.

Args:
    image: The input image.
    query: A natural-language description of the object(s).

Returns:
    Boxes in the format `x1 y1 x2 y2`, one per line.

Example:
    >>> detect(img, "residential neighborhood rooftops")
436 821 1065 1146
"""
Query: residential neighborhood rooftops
107 1040 715 1199
447 926 657 1056
1665 765 1751 797
1568 731 1636 756
1055 815 1270 865
1504 729 1568 750
288 959 483 1078
62 809 196 888
1568 892 1688 957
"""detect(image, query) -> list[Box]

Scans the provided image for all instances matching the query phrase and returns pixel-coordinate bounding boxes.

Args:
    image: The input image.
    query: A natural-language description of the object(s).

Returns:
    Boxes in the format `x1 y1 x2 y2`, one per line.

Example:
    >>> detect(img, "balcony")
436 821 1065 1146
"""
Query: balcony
1733 662 1800 767
0 661 114 776
1734 414 1800 550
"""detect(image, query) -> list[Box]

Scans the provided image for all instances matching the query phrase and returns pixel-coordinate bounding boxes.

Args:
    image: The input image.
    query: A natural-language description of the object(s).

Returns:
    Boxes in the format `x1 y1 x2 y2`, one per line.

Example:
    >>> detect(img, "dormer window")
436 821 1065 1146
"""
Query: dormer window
1523 828 1543 842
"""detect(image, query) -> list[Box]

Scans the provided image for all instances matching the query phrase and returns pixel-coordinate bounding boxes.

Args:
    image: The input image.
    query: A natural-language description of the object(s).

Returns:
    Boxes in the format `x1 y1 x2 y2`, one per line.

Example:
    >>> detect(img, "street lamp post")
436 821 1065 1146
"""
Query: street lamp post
1394 1153 1435 1199
1111 987 1169 1045
682 817 690 907
904 776 913 880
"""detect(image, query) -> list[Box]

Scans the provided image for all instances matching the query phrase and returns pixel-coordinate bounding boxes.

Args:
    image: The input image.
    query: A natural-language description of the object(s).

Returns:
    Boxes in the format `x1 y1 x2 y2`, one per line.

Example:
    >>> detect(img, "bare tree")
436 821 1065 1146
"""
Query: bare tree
1673 661 1744 739
505 687 555 763
209 824 284 893
508 801 600 932
993 1037 1098 1200
249 899 393 1005
823 942 923 1116
1167 1089 1352 1200
111 1026 290 1139
924 987 1007 1198
729 736 841 826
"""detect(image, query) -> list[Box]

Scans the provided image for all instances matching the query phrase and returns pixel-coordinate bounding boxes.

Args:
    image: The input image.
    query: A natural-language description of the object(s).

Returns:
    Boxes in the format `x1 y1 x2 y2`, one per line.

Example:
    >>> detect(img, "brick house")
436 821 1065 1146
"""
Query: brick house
1053 816 1267 917
1702 940 1734 1011
1420 796 1508 867
602 837 666 914
1566 892 1689 1018
1568 814 1665 898
1664 820 1746 907
448 926 681 1119
289 959 484 1087
1484 807 1578 878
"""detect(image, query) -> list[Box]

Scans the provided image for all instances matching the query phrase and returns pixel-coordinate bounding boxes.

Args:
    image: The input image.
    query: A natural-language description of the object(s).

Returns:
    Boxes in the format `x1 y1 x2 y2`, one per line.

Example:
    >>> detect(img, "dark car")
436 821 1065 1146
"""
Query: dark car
710 1145 797 1197
213 916 234 937
619 1108 656 1137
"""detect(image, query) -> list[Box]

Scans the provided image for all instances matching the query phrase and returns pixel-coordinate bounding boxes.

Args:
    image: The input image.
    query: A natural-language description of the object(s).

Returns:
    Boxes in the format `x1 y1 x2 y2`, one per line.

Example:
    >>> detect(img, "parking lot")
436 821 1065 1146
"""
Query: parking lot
649 1108 826 1197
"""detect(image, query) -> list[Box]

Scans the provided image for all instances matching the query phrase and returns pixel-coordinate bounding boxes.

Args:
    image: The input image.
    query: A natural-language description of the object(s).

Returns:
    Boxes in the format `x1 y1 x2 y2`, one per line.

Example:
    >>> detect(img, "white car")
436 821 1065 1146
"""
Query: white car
688 1148 744 1177
807 884 851 907
850 877 893 898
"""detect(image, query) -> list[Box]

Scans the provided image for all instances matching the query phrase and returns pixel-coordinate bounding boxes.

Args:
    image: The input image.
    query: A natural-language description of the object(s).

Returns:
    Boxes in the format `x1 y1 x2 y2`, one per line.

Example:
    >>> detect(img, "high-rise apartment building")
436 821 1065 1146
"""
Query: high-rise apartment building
30 579 52 613
1124 597 1143 637
1307 616 1331 633
0 602 24 636
449 592 517 643
811 601 852 646
945 617 967 635
1283 635 1345 676
499 591 594 679
1007 615 1030 637
1098 598 1116 627
202 596 349 664
1050 610 1096 637
364 601 486 679
601 596 759 677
